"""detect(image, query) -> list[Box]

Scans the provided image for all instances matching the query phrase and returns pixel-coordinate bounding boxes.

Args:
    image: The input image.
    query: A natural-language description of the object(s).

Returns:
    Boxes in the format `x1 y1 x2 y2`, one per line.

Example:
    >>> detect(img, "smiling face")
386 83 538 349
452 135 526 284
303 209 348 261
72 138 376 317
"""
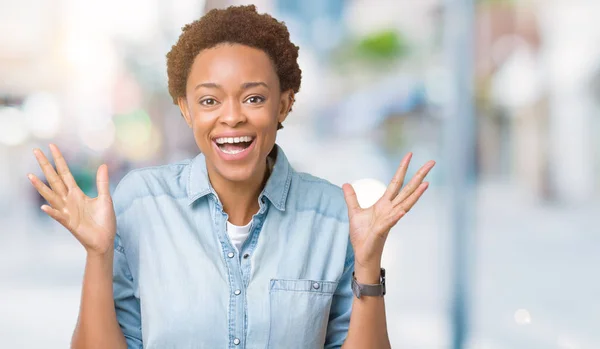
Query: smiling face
178 43 292 186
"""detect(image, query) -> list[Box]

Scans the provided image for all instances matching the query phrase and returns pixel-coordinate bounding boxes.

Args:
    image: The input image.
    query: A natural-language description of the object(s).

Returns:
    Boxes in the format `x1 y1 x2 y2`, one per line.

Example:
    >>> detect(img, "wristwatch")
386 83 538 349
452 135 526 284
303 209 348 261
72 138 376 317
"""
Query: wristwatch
351 268 386 298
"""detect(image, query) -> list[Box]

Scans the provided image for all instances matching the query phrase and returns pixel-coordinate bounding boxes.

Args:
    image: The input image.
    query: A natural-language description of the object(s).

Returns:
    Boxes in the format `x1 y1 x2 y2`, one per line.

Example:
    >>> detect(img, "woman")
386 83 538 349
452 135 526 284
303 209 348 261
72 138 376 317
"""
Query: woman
27 5 434 349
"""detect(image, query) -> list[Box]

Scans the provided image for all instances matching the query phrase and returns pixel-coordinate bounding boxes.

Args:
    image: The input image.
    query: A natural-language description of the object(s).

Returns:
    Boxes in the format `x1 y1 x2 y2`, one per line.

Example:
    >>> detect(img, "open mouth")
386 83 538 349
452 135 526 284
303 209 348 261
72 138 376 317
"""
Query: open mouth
213 135 256 155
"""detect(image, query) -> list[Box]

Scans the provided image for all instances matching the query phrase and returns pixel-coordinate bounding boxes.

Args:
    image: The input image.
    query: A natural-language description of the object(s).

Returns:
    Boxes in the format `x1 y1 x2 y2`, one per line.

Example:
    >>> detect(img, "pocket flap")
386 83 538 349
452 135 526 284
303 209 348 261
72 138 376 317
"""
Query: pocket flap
270 279 338 294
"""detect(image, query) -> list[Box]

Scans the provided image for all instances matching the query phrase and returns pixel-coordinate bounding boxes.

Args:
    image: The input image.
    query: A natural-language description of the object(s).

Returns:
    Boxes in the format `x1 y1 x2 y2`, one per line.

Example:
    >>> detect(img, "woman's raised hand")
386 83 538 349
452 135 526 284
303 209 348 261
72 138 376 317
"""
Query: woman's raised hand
28 144 116 256
343 153 435 273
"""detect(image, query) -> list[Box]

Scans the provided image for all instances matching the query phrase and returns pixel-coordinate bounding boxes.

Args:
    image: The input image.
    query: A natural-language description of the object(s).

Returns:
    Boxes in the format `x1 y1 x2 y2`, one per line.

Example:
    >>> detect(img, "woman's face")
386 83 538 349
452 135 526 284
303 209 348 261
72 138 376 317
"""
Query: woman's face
178 43 291 184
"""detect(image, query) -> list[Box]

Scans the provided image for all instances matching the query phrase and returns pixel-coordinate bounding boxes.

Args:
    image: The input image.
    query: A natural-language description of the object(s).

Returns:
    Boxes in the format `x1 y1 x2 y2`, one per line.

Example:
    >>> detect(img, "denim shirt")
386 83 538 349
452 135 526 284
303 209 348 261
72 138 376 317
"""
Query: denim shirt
112 145 354 349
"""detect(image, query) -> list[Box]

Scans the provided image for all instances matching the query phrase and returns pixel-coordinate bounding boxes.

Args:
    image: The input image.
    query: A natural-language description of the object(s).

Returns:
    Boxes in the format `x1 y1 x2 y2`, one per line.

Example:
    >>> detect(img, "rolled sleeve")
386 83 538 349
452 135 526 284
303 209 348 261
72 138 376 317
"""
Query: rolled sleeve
113 234 143 349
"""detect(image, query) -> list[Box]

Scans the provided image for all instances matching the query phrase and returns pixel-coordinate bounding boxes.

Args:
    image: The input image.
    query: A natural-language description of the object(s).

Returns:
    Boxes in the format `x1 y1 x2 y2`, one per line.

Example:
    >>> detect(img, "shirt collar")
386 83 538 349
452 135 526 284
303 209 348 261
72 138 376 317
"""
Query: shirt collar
187 144 292 211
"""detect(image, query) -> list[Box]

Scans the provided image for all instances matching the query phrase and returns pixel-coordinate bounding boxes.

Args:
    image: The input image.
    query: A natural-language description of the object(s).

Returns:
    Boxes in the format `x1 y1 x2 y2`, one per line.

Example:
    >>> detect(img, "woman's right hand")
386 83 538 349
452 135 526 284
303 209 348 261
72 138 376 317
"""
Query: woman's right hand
28 144 117 256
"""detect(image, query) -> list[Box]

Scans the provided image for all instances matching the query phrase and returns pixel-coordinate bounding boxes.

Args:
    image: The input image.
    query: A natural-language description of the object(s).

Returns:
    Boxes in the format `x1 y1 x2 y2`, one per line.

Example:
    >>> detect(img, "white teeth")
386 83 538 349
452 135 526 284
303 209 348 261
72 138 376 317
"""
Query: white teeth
215 136 254 144
220 148 245 155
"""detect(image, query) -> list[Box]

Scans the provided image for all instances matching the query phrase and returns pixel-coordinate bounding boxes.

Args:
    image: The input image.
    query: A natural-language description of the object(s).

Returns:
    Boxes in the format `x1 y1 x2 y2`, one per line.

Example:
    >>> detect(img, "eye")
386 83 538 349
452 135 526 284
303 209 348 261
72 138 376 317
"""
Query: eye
245 95 265 104
200 98 218 106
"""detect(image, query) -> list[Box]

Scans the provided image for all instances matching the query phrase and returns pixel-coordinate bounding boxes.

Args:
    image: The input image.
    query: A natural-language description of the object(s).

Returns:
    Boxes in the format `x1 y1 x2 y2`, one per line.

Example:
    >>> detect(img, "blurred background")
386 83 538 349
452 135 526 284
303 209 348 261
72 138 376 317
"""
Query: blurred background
1 0 599 348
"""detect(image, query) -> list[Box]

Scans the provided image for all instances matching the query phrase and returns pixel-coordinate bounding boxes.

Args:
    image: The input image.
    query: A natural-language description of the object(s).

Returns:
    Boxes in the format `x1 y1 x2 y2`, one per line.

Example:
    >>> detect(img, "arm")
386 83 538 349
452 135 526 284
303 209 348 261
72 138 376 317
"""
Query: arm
341 265 390 349
71 250 128 349
340 152 435 348
325 243 390 349
27 144 130 349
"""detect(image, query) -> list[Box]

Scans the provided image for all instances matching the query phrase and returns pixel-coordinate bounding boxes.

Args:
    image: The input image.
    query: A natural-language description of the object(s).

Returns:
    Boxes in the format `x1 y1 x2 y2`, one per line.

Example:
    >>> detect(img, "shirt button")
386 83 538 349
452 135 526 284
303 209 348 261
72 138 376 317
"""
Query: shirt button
234 289 241 295
227 252 235 258
313 282 320 290
243 253 250 259
233 338 240 345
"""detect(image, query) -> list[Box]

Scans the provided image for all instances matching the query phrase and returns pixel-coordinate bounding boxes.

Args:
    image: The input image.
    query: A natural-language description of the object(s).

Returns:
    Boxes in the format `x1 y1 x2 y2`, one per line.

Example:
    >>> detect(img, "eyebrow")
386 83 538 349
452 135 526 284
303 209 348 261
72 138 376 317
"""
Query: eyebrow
194 81 270 91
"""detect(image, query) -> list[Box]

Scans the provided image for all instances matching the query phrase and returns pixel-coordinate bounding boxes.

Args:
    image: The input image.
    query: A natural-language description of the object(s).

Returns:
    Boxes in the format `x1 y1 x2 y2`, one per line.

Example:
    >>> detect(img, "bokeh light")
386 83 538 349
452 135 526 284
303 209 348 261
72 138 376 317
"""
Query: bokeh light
514 309 532 325
114 109 161 161
22 92 62 139
350 178 387 208
0 107 29 146
79 119 116 152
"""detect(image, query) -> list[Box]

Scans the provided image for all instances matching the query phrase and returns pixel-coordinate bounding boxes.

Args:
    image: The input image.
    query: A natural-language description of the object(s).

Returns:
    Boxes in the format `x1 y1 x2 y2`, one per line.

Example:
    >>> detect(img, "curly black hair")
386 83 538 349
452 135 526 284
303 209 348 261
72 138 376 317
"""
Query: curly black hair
166 5 302 108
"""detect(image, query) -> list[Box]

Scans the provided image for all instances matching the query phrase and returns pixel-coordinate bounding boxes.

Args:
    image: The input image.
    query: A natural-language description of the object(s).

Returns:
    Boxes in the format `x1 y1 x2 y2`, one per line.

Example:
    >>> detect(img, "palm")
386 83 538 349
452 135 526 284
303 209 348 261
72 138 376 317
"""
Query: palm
347 202 387 267
343 153 435 267
348 200 394 248
28 144 116 255
67 189 116 251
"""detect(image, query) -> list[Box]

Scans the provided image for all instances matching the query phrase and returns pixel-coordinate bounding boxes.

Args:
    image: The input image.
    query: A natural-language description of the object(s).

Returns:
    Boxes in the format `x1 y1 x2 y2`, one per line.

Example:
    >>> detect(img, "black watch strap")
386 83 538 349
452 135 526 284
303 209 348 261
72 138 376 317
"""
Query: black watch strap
351 268 386 298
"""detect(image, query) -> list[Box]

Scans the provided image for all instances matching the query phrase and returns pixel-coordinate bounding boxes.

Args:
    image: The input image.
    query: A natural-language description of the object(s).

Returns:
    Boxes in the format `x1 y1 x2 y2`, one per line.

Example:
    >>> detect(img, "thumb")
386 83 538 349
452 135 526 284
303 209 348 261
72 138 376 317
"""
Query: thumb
96 164 111 197
342 183 360 213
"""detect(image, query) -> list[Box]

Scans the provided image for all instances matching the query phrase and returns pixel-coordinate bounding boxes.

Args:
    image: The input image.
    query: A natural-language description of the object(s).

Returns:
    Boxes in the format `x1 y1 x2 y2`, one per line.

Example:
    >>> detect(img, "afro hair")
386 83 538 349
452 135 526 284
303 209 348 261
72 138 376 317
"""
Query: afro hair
166 5 302 107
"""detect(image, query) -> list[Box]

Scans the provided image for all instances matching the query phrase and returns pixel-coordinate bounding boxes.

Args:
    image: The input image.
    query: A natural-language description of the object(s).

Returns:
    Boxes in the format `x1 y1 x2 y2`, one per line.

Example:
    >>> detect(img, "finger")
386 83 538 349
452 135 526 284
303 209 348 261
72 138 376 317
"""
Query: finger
41 204 69 227
393 160 435 206
396 182 429 213
49 144 78 190
28 173 63 208
33 148 67 196
96 164 111 197
383 152 412 201
342 183 360 212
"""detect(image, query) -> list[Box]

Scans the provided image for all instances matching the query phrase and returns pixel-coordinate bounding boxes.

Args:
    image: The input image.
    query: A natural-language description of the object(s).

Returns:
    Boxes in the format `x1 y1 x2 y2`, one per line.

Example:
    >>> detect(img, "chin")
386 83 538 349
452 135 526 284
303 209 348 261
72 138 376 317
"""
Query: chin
216 162 259 182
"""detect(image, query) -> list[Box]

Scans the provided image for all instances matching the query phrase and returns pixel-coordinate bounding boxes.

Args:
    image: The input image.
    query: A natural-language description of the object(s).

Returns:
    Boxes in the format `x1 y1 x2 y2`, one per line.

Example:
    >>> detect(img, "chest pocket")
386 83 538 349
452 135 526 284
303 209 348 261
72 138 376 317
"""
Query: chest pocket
267 279 338 349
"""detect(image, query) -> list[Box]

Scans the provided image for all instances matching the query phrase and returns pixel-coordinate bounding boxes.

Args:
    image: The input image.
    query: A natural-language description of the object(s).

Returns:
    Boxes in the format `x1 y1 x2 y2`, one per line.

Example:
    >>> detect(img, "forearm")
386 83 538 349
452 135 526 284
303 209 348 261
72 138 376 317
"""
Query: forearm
71 250 127 349
342 264 391 349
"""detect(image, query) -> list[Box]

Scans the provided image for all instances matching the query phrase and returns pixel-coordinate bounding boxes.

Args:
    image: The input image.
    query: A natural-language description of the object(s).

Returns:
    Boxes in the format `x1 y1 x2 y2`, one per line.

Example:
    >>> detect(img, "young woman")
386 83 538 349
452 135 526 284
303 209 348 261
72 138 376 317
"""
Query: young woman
28 5 434 349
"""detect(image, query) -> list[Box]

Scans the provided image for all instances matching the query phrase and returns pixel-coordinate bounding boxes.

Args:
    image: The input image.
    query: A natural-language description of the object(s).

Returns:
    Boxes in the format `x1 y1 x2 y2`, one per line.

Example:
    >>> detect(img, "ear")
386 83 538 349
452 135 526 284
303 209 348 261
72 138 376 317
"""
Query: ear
277 89 294 125
177 97 193 128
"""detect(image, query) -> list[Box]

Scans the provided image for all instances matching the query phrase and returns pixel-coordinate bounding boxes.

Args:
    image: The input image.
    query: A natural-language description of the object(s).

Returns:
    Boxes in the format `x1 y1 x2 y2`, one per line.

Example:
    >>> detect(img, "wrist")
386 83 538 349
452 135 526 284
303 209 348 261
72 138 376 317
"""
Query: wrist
86 248 114 262
353 263 382 284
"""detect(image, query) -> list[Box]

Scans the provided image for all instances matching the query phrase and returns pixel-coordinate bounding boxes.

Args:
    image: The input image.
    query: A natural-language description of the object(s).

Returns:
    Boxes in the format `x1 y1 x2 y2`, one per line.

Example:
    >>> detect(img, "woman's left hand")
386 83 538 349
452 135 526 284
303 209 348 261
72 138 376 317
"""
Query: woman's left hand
342 153 435 279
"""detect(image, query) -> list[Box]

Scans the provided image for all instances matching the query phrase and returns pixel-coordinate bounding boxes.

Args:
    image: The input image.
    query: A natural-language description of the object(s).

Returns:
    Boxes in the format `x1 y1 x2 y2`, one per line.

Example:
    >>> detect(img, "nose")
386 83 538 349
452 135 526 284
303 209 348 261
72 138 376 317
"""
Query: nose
219 99 246 127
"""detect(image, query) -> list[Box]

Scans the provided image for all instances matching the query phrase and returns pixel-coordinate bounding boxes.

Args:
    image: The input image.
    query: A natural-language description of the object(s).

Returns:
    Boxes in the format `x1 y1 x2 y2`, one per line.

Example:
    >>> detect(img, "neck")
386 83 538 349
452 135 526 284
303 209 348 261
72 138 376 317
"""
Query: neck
207 160 269 226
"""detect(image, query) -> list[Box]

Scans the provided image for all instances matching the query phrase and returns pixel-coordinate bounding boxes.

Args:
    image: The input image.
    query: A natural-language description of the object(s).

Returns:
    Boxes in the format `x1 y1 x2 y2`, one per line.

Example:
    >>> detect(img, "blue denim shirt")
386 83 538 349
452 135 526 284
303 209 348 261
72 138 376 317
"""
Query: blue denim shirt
112 145 354 349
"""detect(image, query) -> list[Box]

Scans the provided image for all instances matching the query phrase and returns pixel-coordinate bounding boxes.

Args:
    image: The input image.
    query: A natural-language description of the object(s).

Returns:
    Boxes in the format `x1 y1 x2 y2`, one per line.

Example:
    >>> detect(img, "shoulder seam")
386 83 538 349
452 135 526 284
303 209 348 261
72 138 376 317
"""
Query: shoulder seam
113 160 191 217
296 172 342 190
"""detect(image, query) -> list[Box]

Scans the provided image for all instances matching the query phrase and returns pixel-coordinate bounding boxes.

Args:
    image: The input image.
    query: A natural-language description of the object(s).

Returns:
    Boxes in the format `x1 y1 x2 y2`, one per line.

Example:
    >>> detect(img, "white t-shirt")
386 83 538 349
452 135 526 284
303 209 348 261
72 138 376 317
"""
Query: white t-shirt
226 220 252 253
